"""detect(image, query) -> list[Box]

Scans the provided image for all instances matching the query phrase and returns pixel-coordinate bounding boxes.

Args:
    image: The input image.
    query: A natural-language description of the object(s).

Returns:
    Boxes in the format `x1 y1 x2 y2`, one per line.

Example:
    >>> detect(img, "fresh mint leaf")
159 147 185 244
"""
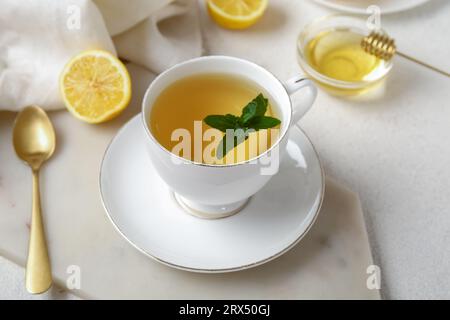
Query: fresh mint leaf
203 93 281 159
240 93 268 125
216 129 248 159
204 114 239 132
248 116 281 130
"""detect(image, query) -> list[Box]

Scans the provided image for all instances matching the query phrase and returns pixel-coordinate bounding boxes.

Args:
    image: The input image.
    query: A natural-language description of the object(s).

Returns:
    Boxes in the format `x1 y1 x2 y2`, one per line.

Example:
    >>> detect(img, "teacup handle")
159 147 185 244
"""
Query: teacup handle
284 77 317 124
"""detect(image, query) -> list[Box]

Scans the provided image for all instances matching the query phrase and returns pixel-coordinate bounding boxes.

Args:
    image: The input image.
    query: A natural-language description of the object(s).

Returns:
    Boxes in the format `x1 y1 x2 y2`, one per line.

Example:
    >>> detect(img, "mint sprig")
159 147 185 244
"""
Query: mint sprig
203 93 281 159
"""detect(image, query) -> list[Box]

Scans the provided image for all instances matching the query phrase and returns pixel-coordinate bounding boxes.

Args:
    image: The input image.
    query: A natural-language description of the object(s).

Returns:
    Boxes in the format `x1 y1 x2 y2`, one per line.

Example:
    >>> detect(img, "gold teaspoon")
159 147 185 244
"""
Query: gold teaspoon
13 105 55 294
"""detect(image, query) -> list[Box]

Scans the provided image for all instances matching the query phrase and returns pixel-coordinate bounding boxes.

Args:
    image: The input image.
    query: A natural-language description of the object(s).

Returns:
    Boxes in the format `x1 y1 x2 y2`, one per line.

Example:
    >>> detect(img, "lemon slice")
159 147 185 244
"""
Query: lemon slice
60 50 131 124
207 0 268 30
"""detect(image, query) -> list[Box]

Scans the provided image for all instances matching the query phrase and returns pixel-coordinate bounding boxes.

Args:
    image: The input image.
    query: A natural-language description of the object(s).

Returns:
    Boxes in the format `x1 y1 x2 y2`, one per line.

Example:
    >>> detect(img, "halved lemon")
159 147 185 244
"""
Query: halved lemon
206 0 268 30
60 50 131 124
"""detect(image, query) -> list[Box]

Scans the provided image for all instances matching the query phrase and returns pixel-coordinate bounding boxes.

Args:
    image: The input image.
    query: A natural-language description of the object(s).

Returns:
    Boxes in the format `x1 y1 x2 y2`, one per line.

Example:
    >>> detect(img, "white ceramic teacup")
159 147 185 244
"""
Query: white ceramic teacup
142 56 317 218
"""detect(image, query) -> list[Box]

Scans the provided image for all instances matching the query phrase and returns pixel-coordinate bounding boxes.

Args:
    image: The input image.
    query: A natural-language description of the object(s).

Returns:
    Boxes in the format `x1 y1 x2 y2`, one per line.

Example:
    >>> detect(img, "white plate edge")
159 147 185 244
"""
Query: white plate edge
312 0 430 14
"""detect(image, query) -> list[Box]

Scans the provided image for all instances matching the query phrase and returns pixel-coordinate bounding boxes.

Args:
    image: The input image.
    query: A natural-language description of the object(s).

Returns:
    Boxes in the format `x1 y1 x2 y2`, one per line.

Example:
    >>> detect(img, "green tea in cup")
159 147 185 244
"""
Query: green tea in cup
149 73 281 164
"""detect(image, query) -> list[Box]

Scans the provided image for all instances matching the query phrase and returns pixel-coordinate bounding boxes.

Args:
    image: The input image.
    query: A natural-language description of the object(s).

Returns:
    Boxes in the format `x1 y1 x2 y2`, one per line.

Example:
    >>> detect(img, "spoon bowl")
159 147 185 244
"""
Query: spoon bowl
12 105 55 294
13 105 55 170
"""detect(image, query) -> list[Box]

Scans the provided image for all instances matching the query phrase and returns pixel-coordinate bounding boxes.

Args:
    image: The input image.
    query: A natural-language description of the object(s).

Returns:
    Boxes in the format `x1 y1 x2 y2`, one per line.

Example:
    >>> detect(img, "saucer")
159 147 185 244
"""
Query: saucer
99 115 324 273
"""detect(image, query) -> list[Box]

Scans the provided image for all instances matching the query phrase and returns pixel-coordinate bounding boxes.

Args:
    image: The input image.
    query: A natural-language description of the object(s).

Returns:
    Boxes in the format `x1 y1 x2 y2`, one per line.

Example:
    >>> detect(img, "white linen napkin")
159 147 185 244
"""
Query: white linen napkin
0 0 202 111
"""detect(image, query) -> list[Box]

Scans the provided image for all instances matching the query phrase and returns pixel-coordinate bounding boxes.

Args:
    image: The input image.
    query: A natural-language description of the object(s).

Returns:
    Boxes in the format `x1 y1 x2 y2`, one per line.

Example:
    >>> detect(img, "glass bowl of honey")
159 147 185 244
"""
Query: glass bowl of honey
297 15 393 96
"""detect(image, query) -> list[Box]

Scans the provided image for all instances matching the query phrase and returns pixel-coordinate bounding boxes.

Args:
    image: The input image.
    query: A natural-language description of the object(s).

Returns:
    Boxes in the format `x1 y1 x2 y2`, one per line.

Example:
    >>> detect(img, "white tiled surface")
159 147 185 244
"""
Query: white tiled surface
0 256 78 300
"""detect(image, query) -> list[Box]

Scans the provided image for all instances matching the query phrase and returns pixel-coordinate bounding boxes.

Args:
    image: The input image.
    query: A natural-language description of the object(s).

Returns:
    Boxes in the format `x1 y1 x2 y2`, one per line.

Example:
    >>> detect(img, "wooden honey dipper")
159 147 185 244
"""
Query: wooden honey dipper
361 31 450 78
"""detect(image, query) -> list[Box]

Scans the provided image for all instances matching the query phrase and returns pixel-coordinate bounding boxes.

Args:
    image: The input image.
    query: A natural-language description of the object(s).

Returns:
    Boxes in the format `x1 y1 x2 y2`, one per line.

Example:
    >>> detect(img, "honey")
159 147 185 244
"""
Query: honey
301 28 391 95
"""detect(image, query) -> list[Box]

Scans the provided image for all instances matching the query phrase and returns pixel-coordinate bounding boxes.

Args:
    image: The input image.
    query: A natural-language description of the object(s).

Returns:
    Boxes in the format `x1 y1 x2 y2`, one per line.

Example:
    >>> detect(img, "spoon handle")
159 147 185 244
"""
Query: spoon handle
25 169 52 294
